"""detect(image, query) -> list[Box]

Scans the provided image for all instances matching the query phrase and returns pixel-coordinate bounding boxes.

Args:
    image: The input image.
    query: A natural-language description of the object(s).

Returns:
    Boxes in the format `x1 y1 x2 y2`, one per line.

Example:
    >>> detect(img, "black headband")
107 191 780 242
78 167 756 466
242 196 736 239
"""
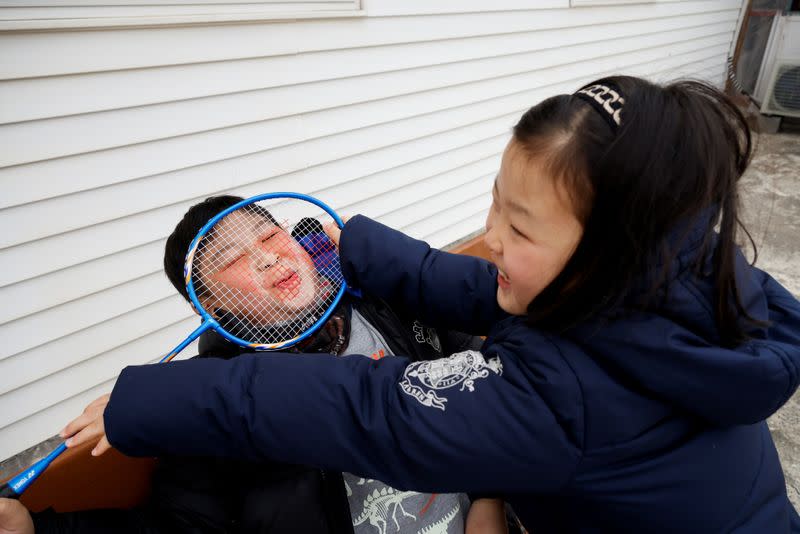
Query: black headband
573 83 625 131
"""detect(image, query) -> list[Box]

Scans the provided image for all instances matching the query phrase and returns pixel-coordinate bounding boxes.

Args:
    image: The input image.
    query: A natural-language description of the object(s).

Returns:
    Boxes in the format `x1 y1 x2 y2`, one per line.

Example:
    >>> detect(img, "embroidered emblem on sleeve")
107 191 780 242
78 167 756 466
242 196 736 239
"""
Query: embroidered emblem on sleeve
399 350 503 411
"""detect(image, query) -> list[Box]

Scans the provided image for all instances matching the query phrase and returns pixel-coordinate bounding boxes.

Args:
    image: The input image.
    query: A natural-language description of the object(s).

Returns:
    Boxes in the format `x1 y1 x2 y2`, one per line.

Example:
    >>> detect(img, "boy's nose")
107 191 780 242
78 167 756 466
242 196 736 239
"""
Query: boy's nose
251 249 281 271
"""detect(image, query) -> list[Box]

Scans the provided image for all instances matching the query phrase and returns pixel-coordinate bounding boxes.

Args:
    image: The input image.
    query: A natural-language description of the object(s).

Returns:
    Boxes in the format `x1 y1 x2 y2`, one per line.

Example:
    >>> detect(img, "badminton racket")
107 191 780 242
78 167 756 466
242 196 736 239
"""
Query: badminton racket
0 192 349 499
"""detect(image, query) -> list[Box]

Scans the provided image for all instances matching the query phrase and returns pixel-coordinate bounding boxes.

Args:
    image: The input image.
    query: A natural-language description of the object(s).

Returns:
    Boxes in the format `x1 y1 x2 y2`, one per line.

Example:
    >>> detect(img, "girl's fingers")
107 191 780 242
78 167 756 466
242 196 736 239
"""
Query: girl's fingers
324 222 342 248
324 215 350 247
91 436 112 457
64 419 103 448
60 412 93 439
87 393 110 409
60 394 110 438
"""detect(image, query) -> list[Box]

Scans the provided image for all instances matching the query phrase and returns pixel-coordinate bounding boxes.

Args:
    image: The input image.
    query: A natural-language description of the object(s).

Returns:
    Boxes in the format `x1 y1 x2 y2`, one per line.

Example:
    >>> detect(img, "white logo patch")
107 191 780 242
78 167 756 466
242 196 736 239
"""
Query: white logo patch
412 320 442 352
399 350 503 411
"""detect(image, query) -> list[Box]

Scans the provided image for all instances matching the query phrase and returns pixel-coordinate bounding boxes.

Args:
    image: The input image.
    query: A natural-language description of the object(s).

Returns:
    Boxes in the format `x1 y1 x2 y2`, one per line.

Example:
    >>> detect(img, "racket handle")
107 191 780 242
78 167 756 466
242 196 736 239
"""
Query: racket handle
1 442 67 498
0 482 19 499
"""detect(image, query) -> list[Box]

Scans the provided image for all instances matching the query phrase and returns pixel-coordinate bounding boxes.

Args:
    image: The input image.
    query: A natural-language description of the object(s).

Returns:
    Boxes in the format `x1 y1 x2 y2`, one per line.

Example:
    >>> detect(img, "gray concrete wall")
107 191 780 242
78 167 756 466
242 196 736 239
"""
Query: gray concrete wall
740 132 800 509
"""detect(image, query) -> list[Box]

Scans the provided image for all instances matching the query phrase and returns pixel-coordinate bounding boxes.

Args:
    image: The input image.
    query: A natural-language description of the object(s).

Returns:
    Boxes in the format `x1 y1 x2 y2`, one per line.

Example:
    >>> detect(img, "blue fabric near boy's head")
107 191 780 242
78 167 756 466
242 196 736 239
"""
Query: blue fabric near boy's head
297 233 341 282
291 217 342 283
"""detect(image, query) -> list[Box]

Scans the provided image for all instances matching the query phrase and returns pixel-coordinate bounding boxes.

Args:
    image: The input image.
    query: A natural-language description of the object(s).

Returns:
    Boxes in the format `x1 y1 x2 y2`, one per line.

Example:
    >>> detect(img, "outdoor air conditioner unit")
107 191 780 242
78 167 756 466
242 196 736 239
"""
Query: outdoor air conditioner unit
753 14 800 118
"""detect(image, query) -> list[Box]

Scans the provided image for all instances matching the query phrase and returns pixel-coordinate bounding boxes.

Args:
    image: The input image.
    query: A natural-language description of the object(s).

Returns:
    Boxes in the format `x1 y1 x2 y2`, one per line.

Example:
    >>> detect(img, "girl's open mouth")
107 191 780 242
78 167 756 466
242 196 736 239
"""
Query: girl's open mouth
497 270 511 289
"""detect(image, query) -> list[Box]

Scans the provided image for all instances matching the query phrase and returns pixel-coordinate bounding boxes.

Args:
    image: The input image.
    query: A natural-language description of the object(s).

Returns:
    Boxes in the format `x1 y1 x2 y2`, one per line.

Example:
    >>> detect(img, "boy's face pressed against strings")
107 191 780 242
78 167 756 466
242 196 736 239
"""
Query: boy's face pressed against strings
197 210 319 325
485 140 584 316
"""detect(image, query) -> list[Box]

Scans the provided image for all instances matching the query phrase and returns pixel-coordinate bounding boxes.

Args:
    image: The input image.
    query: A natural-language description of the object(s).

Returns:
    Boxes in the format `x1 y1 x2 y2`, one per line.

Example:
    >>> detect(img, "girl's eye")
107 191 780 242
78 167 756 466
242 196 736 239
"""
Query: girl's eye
511 226 525 237
262 231 278 243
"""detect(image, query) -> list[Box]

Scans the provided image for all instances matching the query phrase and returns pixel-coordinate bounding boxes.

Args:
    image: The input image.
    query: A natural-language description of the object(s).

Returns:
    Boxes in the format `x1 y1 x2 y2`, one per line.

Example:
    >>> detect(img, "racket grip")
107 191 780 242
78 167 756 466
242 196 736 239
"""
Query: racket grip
0 482 19 499
1 442 68 498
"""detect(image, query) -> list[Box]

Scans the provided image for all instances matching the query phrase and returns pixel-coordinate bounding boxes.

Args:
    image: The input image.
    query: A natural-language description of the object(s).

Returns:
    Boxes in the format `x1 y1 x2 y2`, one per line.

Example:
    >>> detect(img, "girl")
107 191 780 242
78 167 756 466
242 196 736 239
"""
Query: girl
50 76 800 532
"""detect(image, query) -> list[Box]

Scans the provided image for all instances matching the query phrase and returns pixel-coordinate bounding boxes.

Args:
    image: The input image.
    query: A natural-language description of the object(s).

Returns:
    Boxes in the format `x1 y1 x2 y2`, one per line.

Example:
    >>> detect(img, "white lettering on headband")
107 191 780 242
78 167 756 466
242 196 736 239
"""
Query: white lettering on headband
575 84 625 128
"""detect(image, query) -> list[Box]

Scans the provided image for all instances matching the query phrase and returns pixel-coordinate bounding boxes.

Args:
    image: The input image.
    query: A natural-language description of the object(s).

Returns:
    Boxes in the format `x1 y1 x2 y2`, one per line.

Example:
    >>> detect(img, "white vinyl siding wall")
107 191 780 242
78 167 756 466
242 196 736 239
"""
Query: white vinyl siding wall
0 0 743 461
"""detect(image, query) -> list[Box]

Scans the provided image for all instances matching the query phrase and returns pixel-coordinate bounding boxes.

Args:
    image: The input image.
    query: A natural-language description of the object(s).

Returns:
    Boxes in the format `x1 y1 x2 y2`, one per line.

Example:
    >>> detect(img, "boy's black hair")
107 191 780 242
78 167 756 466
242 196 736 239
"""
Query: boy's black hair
164 195 248 302
513 76 760 346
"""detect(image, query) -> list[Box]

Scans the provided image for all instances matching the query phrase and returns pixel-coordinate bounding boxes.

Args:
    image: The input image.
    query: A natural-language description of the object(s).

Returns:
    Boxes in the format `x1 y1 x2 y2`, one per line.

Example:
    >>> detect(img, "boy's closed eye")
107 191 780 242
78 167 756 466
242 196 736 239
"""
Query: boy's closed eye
261 230 279 243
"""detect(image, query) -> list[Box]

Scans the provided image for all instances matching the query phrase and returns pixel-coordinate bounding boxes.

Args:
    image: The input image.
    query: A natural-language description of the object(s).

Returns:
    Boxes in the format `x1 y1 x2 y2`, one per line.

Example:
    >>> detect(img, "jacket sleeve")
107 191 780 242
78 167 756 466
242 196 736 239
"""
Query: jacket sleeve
339 215 507 336
105 341 582 495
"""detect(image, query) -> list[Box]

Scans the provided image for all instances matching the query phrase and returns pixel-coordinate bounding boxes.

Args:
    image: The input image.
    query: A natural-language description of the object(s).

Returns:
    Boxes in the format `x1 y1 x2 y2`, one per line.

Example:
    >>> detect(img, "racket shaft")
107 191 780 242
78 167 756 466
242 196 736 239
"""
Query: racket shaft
159 320 214 363
2 443 67 498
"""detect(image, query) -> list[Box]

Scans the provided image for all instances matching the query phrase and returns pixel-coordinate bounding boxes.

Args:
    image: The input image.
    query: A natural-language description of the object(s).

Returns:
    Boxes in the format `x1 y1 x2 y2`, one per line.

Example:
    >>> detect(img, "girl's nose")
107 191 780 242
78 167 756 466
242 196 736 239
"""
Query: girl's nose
484 234 501 258
484 222 501 256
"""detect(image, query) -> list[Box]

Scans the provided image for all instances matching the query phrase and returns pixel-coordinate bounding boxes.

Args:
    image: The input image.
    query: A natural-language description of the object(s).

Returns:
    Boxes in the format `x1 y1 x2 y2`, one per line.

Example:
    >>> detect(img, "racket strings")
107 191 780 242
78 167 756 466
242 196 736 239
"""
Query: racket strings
191 201 343 346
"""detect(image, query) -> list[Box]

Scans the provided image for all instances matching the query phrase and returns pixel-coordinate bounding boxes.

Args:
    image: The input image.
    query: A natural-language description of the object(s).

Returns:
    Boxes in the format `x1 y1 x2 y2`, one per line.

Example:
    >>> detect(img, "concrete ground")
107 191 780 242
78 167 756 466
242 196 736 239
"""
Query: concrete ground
739 132 800 508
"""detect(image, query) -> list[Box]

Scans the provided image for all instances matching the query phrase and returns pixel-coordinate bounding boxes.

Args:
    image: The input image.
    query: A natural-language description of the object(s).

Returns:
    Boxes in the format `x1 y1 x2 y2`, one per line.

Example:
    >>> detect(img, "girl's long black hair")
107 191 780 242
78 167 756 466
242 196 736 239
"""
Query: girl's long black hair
515 76 760 346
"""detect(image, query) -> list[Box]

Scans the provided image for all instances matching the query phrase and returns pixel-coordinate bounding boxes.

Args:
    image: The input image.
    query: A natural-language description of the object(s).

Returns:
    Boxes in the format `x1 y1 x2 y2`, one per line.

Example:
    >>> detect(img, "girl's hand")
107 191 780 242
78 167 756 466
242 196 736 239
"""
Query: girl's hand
323 216 350 248
0 498 34 534
59 393 112 456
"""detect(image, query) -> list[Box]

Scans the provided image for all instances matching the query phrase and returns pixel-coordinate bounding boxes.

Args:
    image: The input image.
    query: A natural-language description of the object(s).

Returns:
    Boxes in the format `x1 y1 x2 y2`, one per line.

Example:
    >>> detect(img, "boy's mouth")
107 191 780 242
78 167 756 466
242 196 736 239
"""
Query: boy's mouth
274 270 300 291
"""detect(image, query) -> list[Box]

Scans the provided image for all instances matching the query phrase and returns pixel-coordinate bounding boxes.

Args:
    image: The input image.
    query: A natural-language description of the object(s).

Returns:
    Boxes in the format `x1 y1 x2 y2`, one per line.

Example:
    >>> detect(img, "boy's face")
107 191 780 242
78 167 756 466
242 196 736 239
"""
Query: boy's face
484 139 584 315
197 210 319 325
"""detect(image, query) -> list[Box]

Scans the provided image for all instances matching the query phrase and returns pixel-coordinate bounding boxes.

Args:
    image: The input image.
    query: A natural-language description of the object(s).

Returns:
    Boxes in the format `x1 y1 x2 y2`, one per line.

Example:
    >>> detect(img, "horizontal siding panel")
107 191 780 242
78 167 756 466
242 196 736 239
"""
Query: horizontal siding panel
342 161 499 224
378 174 495 231
0 128 512 324
0 380 112 462
0 297 191 396
365 0 567 16
0 39 733 289
365 0 694 16
0 2 357 18
0 11 737 125
0 21 737 170
0 138 509 357
402 193 492 240
323 136 508 219
0 112 517 287
0 40 724 360
427 209 491 250
0 241 164 326
0 273 172 361
0 319 196 434
0 19 739 214
0 1 739 79
1 31 735 250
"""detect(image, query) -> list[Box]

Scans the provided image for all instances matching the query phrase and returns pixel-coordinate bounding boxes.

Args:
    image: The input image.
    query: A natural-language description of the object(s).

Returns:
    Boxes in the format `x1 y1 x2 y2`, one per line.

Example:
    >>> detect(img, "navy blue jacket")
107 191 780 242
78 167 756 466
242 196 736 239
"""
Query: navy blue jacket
106 215 800 533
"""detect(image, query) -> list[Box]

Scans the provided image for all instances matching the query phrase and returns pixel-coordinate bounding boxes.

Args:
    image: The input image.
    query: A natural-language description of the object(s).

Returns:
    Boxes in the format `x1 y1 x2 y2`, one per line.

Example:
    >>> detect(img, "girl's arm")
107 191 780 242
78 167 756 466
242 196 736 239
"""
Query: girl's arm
99 338 582 495
339 215 507 335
